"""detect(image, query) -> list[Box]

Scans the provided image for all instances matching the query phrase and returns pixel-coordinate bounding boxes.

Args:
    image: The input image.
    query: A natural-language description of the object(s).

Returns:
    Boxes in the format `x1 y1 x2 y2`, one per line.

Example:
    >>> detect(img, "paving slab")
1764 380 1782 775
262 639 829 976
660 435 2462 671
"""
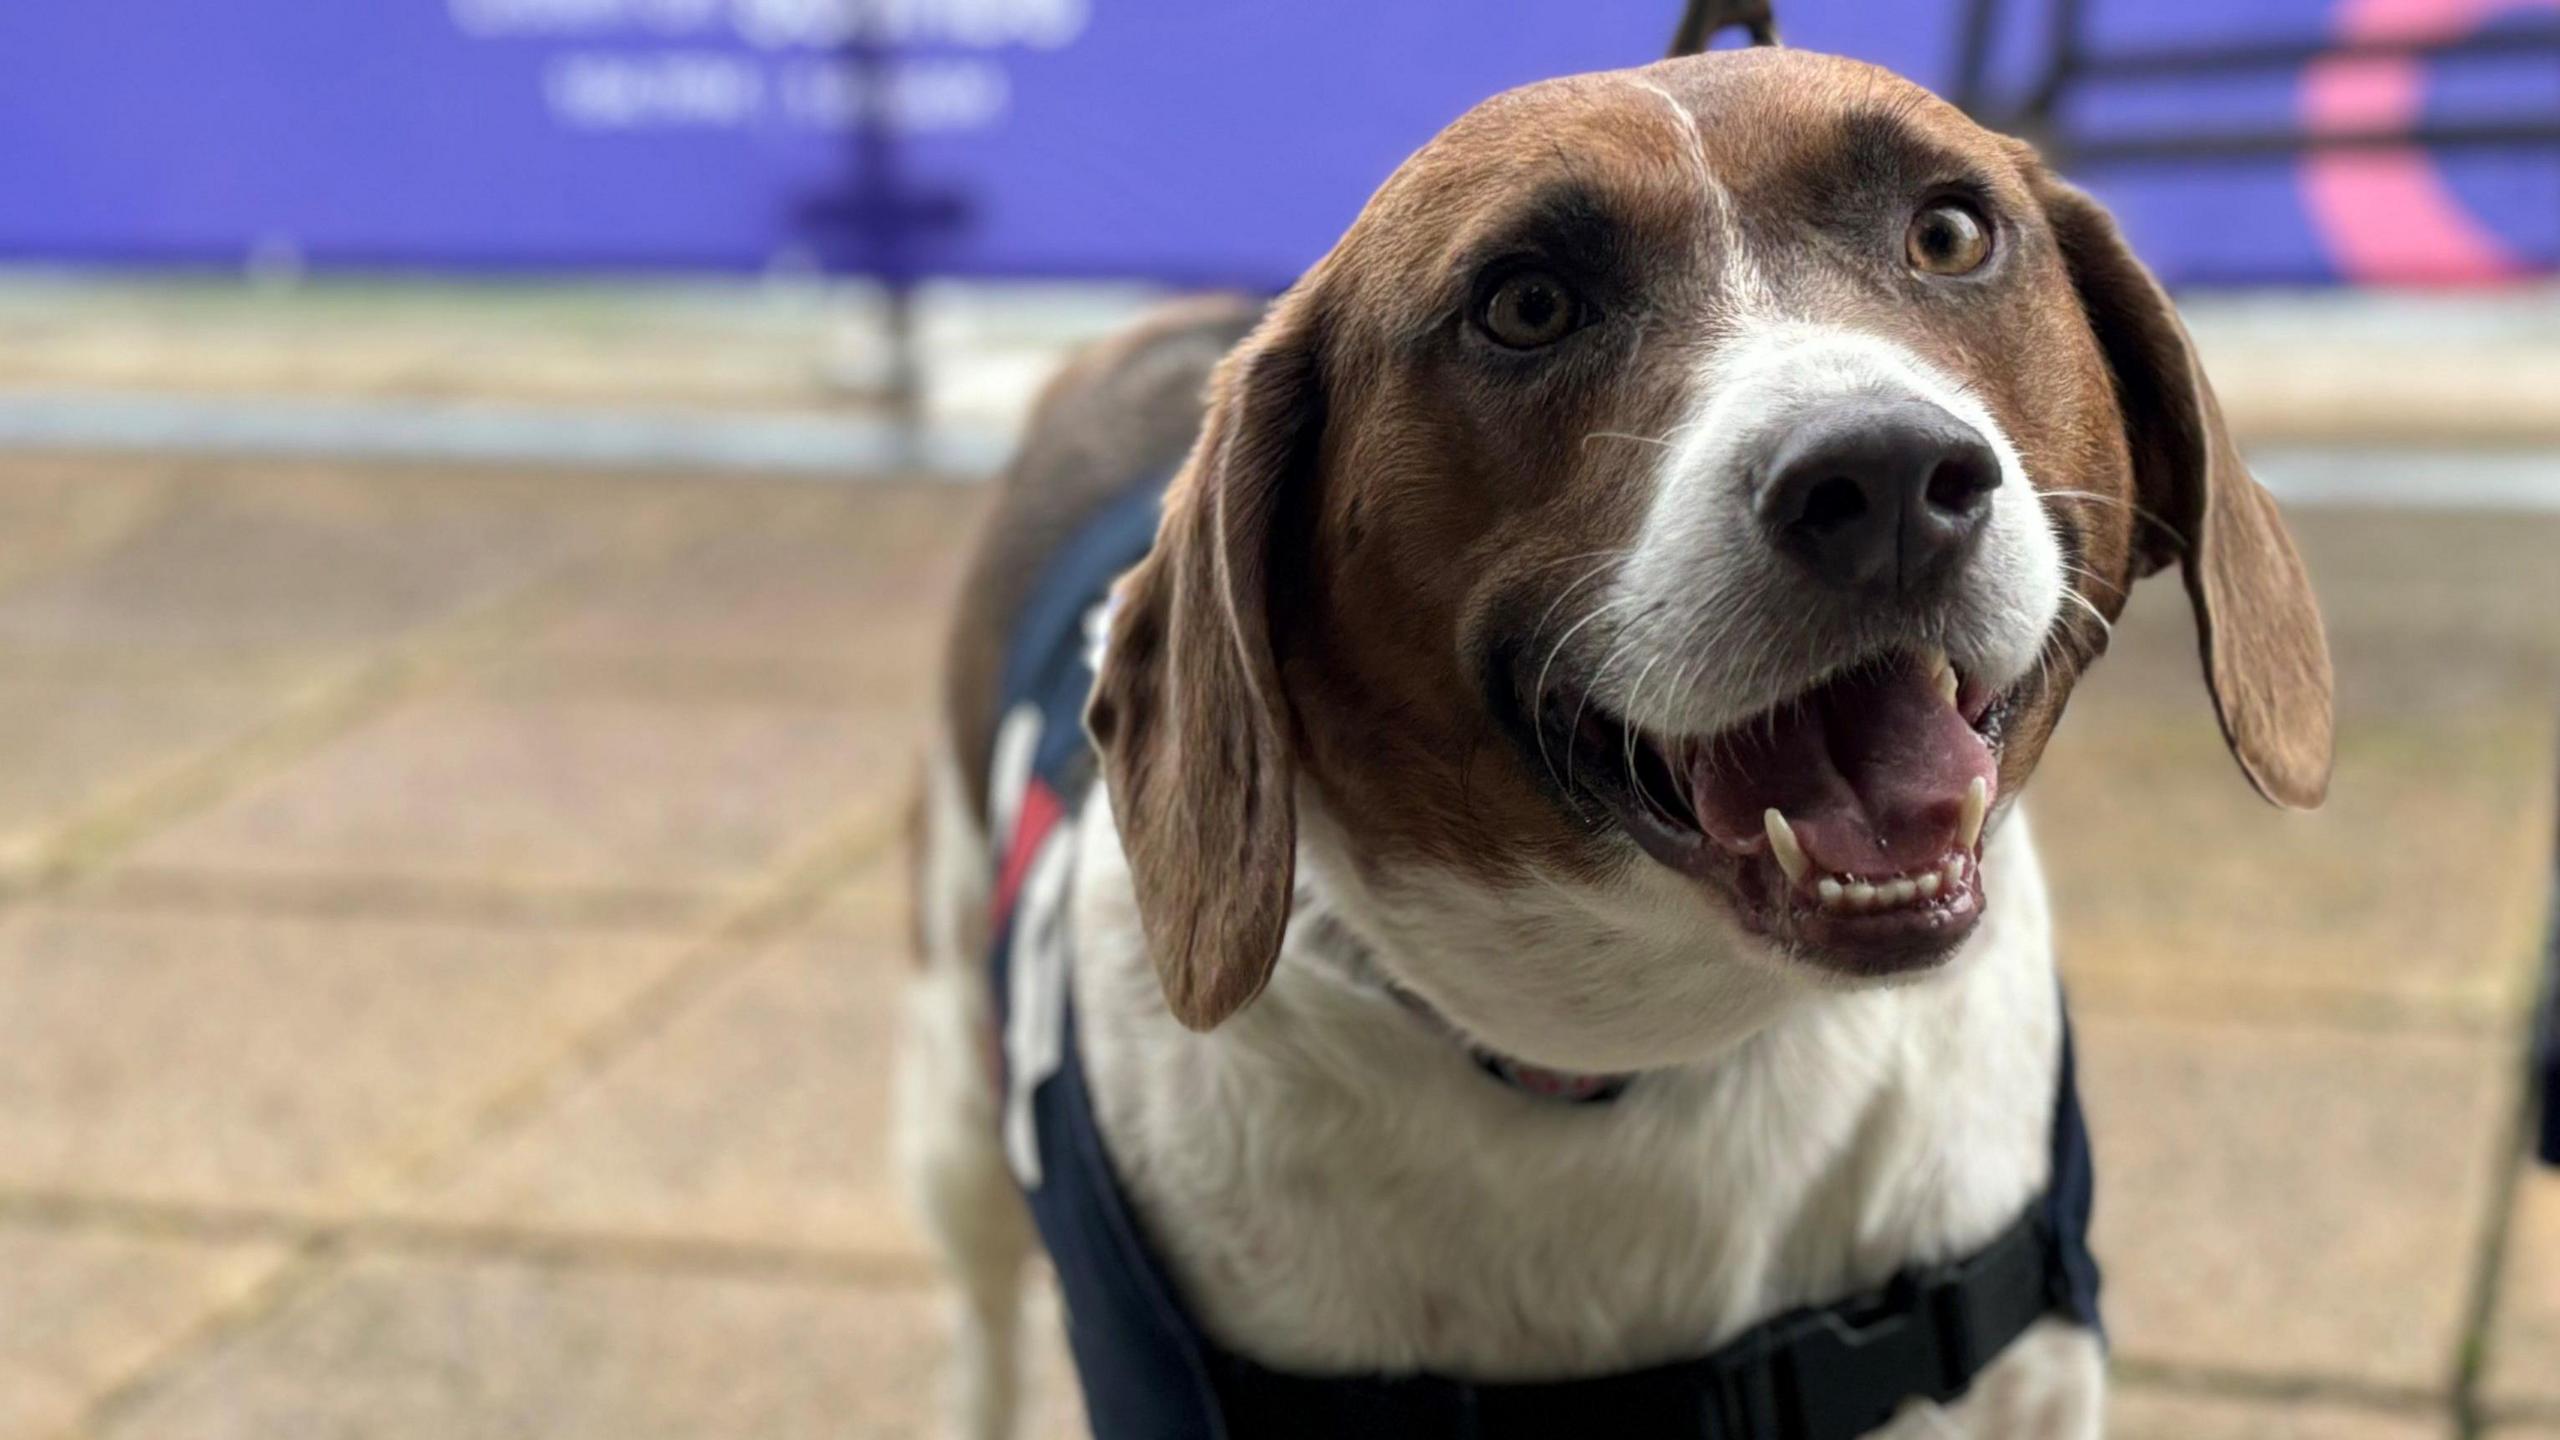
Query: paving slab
2035 509 2559 1027
2283 509 2560 717
2078 1014 2508 1390
97 1255 1082 1440
111 677 920 918
397 863 918 1255
0 906 687 1214
0 458 646 682
2488 1164 2560 1414
0 454 176 596
526 480 984 693
0 673 283 877
2037 702 2551 1026
0 1224 287 1440
2109 1384 2449 1439
2074 509 2560 729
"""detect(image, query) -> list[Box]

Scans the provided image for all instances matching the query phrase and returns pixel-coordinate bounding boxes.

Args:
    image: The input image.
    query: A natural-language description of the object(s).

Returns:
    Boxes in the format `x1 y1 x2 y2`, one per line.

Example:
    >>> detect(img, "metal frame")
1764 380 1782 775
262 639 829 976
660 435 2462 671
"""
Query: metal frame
1668 0 1780 55
1950 0 2560 164
797 38 974 459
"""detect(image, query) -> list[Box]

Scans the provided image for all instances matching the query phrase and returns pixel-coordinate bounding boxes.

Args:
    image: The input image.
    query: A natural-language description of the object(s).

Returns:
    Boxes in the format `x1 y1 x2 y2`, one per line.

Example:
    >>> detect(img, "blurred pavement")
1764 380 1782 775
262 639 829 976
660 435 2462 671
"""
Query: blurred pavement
0 282 2555 1439
1 276 2556 480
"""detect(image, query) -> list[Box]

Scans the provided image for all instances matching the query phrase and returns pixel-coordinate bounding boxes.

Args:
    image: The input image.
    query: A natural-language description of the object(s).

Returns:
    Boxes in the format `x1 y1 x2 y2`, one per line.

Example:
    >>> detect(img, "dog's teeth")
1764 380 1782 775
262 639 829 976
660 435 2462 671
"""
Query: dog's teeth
1926 648 1959 707
1814 863 1968 913
1763 808 1810 886
1957 776 1988 851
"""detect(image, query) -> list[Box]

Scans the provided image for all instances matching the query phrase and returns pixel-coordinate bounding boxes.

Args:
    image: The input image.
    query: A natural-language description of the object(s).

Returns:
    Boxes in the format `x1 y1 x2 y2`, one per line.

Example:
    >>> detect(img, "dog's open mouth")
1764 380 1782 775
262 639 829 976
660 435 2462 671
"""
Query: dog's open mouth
1529 648 2013 974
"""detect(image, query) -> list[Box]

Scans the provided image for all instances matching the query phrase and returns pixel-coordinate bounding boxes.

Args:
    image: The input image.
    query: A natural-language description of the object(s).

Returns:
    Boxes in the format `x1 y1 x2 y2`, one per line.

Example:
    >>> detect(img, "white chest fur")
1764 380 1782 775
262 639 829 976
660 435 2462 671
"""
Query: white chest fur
1071 799 2070 1385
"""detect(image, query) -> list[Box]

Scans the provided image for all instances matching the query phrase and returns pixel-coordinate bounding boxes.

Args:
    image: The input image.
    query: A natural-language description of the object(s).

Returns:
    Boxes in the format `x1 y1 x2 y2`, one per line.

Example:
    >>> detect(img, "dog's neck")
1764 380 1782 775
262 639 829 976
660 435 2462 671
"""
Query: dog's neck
1285 795 1821 1074
1069 800 2069 1377
1292 894 1642 1105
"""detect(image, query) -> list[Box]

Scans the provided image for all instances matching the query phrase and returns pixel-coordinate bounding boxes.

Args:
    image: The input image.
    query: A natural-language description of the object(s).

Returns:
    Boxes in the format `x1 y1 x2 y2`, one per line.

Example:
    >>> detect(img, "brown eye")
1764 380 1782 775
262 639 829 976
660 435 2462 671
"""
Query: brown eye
1906 201 1992 276
1479 271 1581 349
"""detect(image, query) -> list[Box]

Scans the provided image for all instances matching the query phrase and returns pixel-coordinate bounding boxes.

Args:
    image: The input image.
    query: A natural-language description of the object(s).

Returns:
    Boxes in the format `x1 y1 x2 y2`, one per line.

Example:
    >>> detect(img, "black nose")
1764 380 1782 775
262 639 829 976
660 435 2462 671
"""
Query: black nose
1755 398 2001 595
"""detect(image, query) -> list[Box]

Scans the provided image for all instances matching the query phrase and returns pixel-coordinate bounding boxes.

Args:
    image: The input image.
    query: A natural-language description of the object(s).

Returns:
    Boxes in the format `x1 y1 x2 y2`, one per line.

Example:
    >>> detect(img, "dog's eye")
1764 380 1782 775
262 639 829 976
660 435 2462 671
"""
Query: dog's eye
1478 271 1583 349
1906 201 1992 277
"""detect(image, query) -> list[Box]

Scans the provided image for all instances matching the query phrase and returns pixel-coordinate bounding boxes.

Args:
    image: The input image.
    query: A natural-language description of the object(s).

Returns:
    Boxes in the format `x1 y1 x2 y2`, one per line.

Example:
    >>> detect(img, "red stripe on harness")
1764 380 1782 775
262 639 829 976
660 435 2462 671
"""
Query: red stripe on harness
993 779 1067 923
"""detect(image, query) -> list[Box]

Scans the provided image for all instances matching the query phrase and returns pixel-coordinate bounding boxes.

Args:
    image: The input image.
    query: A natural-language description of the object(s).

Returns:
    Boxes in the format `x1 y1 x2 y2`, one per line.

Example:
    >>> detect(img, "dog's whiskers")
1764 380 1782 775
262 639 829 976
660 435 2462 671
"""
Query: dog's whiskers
1532 596 1630 797
1620 651 1689 831
2059 586 2113 637
1567 618 1647 796
2037 487 2129 509
2038 486 2182 542
1520 547 1630 579
2054 563 2122 639
1581 429 1677 453
1523 558 1624 654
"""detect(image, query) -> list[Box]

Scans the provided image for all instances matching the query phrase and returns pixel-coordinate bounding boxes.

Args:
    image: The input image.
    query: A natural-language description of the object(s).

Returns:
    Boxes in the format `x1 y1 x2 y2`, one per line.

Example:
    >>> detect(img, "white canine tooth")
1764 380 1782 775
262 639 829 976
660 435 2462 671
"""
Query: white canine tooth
1886 878 1917 906
1957 776 1988 851
1916 871 1941 899
1846 880 1877 908
1763 808 1810 886
1817 877 1844 905
1927 648 1959 707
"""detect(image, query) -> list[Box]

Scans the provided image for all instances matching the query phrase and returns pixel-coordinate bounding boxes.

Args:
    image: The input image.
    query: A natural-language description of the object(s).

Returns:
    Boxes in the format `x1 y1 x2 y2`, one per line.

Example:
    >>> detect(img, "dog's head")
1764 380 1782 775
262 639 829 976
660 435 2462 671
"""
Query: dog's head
1087 50 2332 1066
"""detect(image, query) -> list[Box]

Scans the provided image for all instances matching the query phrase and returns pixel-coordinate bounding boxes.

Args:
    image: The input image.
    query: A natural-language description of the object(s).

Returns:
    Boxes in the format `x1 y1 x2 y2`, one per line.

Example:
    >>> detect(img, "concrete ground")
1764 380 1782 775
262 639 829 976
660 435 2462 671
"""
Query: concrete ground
0 448 2548 1440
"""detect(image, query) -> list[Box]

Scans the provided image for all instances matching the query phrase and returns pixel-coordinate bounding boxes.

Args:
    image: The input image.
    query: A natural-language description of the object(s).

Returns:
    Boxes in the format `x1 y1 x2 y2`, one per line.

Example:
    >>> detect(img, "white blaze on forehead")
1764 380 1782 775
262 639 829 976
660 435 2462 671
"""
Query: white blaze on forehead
1627 77 1711 192
1621 74 1768 313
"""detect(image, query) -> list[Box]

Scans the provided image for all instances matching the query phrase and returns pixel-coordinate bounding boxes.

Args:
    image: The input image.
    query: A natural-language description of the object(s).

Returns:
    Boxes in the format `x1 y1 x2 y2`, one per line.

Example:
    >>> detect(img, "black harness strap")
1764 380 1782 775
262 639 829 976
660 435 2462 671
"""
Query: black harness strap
1209 1208 2062 1440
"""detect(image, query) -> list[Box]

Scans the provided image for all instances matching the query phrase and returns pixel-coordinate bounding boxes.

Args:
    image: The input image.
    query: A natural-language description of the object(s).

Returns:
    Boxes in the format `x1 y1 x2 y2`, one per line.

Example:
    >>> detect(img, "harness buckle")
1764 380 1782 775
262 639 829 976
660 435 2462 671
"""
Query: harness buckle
1705 1239 2015 1440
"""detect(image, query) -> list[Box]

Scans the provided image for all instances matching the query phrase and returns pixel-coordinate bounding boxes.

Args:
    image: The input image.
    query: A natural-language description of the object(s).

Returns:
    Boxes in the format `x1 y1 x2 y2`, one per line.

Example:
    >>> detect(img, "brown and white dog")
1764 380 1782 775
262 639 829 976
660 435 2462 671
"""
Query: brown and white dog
899 46 2332 1439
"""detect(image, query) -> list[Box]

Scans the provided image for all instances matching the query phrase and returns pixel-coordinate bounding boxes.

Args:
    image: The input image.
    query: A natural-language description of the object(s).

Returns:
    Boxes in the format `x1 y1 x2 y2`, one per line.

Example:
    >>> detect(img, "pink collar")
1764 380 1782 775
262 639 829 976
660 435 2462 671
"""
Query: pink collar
1384 981 1635 1106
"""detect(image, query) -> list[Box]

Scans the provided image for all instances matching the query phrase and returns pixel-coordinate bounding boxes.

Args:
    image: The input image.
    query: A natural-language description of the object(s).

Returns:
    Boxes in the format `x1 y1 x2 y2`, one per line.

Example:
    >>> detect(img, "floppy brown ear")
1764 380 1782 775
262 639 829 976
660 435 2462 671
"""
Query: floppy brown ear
1083 297 1321 1029
2038 176 2336 809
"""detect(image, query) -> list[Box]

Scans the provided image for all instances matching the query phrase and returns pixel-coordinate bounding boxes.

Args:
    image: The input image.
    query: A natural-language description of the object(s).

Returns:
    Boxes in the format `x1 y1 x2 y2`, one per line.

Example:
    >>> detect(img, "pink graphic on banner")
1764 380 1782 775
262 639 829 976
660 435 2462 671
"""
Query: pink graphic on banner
2298 0 2554 283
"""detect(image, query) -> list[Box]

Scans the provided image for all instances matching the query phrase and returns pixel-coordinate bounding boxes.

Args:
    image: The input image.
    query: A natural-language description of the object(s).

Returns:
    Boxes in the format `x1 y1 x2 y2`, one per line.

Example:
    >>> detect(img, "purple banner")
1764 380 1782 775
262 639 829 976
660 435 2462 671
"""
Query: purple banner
0 0 2552 287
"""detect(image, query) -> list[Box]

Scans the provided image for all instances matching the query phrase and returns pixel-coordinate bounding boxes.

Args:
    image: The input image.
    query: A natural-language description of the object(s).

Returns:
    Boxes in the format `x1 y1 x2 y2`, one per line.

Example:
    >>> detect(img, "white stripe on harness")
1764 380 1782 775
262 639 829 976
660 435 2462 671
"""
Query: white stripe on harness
995 700 1079 1192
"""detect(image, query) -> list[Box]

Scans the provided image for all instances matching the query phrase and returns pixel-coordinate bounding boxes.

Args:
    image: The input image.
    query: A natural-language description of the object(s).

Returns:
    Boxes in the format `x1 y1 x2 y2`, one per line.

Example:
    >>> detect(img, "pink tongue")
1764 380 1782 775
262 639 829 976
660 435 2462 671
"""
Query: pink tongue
1688 656 1995 876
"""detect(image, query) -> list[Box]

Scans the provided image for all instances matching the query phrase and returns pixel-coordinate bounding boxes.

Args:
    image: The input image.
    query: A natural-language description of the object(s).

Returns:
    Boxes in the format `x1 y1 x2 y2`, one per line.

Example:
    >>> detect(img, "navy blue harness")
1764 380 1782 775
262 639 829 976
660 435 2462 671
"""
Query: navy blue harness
2540 969 2559 1166
981 474 2102 1439
2537 820 2560 1166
